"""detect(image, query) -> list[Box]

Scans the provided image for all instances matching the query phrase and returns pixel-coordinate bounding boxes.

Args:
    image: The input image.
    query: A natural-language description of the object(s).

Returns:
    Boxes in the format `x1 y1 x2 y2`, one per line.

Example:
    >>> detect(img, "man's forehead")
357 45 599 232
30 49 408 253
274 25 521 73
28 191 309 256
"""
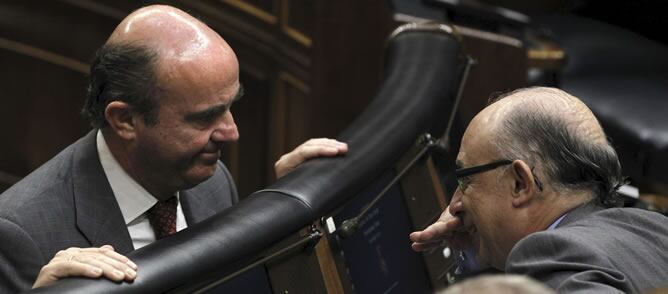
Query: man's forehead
458 116 499 166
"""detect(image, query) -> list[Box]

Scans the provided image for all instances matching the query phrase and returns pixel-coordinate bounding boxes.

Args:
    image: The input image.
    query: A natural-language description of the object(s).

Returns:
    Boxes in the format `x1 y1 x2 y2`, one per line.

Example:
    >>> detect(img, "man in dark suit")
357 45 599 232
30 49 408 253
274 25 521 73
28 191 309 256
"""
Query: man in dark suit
0 5 347 292
411 87 668 292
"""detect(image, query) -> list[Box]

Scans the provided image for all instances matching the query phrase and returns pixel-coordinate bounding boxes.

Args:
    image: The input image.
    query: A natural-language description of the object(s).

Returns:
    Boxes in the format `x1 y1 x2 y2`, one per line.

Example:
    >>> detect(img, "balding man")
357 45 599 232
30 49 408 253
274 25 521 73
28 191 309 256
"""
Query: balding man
0 5 346 292
411 87 668 293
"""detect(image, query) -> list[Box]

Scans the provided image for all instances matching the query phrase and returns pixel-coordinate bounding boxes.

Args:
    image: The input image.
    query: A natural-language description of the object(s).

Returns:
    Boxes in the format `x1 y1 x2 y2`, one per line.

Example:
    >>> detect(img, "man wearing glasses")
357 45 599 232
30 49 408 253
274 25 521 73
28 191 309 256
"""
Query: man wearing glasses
411 87 668 292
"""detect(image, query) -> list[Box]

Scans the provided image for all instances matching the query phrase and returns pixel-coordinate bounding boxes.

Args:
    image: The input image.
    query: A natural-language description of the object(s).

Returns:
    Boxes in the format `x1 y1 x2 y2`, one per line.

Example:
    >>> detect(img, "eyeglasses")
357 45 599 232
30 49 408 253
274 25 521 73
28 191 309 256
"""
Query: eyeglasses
455 159 544 192
455 160 512 191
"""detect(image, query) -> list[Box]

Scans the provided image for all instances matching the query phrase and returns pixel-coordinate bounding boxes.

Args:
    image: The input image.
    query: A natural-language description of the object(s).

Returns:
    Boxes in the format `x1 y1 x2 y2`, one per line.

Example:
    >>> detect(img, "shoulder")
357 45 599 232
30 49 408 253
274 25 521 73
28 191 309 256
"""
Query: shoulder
0 217 45 292
508 224 609 270
0 138 87 293
515 206 668 253
522 206 668 249
582 207 668 229
556 207 668 245
507 207 668 293
506 226 626 292
0 134 92 227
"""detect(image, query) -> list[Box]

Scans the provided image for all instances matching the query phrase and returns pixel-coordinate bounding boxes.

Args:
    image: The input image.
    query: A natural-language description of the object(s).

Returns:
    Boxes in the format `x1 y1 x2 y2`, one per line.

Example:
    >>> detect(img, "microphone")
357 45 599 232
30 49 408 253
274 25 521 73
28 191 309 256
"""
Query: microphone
336 133 438 239
337 217 360 239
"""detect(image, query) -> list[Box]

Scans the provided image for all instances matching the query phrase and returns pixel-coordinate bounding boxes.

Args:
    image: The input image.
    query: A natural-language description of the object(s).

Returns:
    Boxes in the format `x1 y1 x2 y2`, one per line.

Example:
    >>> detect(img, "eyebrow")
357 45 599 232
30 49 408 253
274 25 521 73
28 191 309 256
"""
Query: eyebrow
233 84 245 102
184 84 244 122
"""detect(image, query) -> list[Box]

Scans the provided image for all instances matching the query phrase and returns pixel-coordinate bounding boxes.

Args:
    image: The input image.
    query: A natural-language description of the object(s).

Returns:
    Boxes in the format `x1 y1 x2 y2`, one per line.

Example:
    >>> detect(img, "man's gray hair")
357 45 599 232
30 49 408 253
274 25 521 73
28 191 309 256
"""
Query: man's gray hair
439 274 555 294
490 87 625 207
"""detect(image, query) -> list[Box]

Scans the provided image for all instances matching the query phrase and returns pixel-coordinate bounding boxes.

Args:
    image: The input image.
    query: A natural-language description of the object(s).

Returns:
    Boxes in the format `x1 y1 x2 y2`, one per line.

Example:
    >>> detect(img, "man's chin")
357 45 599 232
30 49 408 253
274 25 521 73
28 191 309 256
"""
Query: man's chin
473 241 498 270
184 165 217 187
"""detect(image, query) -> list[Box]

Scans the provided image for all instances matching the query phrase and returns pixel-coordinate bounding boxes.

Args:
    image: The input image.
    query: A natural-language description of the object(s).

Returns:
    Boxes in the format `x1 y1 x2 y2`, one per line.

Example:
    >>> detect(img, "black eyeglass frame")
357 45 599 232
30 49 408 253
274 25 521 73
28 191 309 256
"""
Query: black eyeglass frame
455 160 513 178
455 159 544 192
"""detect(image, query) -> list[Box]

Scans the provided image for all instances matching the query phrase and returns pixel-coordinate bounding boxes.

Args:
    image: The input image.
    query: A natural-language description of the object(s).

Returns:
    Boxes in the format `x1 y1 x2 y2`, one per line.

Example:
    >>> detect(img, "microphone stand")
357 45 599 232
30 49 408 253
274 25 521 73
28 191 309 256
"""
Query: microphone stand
336 133 439 238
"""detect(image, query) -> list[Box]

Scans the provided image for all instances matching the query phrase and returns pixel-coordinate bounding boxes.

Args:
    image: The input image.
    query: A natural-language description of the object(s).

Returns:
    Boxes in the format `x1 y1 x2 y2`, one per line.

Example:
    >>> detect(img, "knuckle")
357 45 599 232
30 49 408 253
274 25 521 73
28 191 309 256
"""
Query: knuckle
39 264 52 275
274 159 285 168
52 263 70 277
47 263 68 277
65 247 80 254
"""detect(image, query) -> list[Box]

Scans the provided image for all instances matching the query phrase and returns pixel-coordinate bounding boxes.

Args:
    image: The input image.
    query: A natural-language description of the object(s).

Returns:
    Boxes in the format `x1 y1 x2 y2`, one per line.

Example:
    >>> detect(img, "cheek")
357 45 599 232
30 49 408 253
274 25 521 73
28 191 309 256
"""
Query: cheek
169 128 211 151
465 195 497 230
191 131 213 148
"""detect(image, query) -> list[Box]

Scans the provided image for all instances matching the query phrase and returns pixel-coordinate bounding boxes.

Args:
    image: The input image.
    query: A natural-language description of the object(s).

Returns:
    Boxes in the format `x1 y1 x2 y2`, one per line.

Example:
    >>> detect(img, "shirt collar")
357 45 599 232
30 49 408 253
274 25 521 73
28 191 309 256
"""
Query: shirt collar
97 130 158 224
547 213 568 230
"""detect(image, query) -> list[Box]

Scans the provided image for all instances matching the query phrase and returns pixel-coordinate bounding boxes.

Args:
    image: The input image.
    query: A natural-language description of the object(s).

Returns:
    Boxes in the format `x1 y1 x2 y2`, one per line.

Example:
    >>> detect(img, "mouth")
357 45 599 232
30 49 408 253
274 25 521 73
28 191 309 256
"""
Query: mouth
197 151 220 163
459 215 478 237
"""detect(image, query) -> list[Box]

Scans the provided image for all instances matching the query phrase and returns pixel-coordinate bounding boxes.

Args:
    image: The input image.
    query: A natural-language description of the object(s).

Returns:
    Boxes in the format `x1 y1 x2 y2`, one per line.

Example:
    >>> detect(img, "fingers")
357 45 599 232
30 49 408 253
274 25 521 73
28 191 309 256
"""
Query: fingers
410 210 462 241
409 208 465 252
78 247 137 282
32 245 137 289
274 138 348 178
95 245 138 269
411 231 472 252
410 239 444 252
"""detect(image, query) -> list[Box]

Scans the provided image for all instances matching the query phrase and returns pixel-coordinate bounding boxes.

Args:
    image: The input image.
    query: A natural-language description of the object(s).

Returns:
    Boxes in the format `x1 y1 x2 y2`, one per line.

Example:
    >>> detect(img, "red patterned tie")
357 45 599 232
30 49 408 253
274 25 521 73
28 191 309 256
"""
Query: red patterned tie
147 196 178 240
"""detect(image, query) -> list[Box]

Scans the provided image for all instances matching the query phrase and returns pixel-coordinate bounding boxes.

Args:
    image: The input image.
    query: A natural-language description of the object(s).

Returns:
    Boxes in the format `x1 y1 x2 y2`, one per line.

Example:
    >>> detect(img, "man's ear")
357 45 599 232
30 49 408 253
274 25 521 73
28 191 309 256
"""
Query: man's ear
104 101 137 140
510 160 538 207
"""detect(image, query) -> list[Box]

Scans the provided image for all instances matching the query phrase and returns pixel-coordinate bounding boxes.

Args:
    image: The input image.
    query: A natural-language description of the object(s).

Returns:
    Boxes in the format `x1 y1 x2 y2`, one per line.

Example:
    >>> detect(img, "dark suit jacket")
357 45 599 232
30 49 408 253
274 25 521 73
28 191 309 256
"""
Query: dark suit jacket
0 131 239 292
506 203 668 293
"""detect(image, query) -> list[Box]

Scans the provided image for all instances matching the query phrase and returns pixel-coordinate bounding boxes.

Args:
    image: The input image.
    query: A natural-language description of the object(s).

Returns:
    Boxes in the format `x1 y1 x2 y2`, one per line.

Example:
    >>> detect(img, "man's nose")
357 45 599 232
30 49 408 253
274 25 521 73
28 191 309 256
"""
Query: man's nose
448 189 464 216
211 112 239 142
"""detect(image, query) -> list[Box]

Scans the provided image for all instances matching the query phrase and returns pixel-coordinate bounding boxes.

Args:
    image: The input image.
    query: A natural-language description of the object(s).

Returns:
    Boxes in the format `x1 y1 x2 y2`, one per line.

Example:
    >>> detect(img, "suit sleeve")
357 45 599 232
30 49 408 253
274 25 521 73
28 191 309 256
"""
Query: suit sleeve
506 230 630 294
0 217 46 293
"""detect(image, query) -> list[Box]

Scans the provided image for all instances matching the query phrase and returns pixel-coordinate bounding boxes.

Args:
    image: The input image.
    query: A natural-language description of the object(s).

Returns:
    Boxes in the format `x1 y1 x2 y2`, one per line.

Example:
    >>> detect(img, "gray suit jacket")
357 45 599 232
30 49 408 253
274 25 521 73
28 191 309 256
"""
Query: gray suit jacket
0 130 239 293
506 203 668 293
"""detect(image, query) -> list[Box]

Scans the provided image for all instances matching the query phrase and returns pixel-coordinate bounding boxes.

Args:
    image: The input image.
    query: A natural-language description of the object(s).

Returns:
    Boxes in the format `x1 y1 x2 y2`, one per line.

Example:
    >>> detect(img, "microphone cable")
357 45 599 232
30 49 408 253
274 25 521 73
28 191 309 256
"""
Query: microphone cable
337 133 439 238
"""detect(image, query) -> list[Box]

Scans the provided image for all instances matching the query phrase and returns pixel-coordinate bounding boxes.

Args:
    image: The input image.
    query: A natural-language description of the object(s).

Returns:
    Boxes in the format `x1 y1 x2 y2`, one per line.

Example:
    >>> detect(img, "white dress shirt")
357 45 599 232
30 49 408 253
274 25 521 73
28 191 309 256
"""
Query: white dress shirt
96 130 187 249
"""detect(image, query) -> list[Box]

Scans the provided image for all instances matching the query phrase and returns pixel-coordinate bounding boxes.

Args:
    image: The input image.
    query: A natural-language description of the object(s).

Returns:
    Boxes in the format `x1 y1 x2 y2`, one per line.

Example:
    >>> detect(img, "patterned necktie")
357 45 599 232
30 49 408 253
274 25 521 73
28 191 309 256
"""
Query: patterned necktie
147 196 178 240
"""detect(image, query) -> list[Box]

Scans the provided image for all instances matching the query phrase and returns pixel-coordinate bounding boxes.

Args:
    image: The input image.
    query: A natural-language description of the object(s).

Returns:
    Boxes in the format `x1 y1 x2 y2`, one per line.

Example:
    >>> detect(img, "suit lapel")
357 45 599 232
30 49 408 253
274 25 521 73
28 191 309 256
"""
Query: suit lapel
71 130 134 254
180 188 220 225
180 162 237 226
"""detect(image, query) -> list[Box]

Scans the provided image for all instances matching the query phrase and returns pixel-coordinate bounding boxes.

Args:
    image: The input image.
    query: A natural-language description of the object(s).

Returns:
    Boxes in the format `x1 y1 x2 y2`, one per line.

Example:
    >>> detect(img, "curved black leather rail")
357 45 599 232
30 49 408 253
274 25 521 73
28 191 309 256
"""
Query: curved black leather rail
32 24 466 293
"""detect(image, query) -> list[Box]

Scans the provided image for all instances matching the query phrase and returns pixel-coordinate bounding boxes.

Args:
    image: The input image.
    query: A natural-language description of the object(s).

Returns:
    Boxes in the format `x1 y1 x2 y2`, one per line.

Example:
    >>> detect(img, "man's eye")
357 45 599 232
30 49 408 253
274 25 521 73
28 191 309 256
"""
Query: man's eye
186 105 230 127
192 113 220 126
457 177 471 191
198 116 216 124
